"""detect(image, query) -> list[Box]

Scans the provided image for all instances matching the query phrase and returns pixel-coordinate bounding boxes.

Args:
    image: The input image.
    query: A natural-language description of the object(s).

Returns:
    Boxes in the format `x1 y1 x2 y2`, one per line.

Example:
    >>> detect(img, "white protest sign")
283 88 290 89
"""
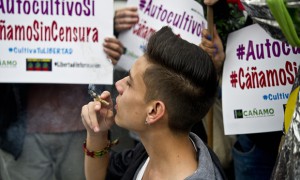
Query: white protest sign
222 24 300 135
0 0 114 84
117 0 207 71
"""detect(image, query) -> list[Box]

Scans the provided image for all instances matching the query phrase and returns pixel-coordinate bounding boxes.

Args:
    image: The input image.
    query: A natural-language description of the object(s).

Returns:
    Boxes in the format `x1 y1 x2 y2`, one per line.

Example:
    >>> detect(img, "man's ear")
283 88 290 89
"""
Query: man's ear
146 101 165 125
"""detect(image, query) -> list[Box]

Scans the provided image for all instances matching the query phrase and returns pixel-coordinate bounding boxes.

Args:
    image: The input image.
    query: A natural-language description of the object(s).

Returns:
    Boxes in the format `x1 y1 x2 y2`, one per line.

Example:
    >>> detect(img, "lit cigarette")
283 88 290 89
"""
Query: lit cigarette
88 90 109 106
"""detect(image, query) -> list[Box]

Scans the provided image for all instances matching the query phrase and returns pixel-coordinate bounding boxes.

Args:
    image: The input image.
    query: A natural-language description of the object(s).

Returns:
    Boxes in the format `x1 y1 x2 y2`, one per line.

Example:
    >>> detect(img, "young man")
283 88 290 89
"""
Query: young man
81 26 225 180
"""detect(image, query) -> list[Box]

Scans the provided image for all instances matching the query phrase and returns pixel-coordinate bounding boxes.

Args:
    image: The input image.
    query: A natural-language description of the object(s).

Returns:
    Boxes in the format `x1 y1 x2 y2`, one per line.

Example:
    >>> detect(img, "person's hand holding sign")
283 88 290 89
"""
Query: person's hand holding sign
200 26 225 75
104 7 139 65
103 37 125 65
114 7 139 33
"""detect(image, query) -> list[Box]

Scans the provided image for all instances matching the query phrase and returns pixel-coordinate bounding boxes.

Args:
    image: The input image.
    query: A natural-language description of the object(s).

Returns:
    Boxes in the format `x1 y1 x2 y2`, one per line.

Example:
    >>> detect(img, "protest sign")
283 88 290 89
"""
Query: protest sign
222 24 300 134
116 0 207 71
0 0 114 84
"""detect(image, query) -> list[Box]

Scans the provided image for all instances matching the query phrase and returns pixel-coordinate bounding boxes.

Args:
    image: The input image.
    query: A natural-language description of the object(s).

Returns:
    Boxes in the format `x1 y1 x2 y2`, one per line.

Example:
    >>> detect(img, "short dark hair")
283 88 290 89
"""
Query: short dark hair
143 26 218 133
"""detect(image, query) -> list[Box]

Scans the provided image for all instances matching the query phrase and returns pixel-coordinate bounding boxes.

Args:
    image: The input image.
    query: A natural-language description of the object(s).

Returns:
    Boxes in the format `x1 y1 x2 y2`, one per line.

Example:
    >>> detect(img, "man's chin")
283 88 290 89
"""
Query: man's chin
114 115 122 127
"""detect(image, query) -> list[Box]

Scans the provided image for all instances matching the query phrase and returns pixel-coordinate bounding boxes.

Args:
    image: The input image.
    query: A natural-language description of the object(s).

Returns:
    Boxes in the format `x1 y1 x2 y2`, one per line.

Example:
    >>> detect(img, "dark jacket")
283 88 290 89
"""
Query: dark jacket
0 84 27 159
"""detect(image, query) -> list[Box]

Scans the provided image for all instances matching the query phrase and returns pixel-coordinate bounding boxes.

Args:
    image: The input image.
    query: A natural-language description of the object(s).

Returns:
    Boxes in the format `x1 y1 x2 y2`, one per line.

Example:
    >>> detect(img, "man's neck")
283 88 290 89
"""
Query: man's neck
140 132 198 180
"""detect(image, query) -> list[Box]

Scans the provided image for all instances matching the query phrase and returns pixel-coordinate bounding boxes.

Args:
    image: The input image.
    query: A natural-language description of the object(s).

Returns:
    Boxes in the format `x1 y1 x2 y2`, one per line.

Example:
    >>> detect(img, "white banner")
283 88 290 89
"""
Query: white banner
117 0 207 71
222 24 300 135
0 0 114 84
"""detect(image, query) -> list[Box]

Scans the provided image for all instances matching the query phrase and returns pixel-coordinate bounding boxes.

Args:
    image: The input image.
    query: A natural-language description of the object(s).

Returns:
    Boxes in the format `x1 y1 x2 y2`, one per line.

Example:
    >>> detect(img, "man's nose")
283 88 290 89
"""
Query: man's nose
115 77 126 95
